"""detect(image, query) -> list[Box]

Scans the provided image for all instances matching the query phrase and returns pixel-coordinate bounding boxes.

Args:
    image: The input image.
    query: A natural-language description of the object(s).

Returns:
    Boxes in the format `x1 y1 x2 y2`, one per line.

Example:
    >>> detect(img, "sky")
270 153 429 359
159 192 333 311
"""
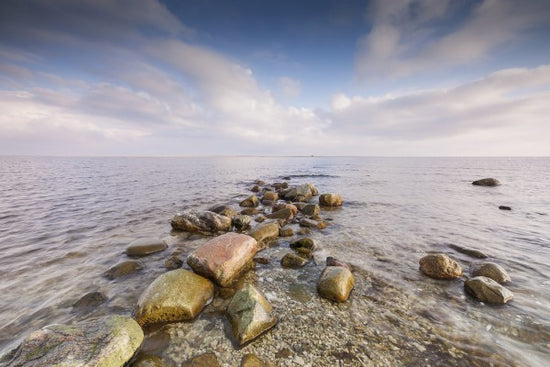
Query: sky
1 0 550 156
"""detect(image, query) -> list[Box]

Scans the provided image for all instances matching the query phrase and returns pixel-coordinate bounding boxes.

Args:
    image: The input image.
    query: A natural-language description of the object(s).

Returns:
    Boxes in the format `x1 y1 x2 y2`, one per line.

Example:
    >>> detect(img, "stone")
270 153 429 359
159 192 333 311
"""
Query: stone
241 207 260 216
241 354 275 367
283 183 318 202
293 247 313 259
240 195 260 208
104 260 144 279
209 205 238 218
249 222 279 246
419 254 463 280
273 182 288 190
165 255 183 270
449 244 488 259
266 207 294 221
326 256 351 270
233 215 252 231
182 352 220 367
464 276 513 304
472 178 500 186
251 185 261 193
319 193 343 207
317 266 354 302
126 238 167 257
227 284 277 345
499 205 512 210
263 191 279 202
254 257 270 265
302 204 320 216
254 179 265 185
279 227 294 237
281 253 308 268
187 233 258 287
290 238 317 250
171 211 232 233
132 355 163 367
272 203 298 216
73 291 107 309
4 315 143 366
135 269 214 326
472 262 511 283
299 218 327 229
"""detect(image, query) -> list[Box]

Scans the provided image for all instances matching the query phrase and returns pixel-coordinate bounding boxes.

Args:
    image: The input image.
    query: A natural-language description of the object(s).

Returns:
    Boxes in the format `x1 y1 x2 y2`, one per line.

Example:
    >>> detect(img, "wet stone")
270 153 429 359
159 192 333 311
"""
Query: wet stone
249 222 279 246
254 257 270 265
263 191 278 202
449 244 488 259
241 207 260 216
126 238 167 257
290 237 317 250
165 255 183 270
209 205 238 218
171 211 232 233
319 193 343 207
499 205 512 210
281 252 309 268
472 178 500 186
317 266 355 302
302 203 320 216
266 207 294 221
73 291 107 309
182 352 220 367
472 262 511 283
419 253 463 280
132 355 163 367
233 215 252 231
241 353 275 367
326 256 351 270
104 260 144 279
251 185 261 193
240 195 260 208
464 276 514 304
279 227 294 237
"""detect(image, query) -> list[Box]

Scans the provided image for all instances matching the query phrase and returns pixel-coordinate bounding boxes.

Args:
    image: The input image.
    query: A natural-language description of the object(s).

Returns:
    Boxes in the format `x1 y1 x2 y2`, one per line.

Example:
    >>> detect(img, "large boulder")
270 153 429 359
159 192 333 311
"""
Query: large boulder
4 315 143 366
227 284 277 346
419 254 463 280
187 233 258 287
472 262 511 284
464 276 513 304
104 260 143 279
126 238 167 257
317 266 354 302
135 269 214 326
171 211 232 233
472 178 500 186
319 193 343 207
249 222 279 246
240 195 260 208
283 183 318 202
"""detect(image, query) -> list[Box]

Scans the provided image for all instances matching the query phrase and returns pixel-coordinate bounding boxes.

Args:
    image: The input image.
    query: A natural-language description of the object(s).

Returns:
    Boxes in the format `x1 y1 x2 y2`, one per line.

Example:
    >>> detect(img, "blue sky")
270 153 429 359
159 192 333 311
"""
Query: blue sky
1 0 549 156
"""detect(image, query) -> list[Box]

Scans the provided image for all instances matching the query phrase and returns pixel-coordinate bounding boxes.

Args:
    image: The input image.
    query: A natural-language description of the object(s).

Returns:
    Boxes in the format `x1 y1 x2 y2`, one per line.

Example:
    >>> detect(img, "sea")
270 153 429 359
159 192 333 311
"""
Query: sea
0 156 549 366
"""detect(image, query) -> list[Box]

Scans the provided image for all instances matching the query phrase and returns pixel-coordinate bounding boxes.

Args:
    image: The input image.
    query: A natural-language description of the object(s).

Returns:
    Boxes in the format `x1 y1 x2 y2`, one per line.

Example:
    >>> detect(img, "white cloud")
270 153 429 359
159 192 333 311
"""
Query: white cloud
356 0 550 78
277 77 301 98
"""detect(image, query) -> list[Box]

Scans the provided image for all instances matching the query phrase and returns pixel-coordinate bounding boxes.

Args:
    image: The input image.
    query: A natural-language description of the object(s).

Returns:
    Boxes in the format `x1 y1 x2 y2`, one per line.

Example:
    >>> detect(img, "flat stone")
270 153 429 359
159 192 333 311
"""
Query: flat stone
182 352 220 367
227 284 277 346
171 211 232 233
249 222 279 246
240 195 260 208
126 238 167 257
251 185 261 192
319 193 343 207
317 266 354 302
472 178 500 186
281 253 308 268
187 233 258 287
104 260 144 279
290 238 317 250
464 276 513 304
4 315 143 366
135 269 214 326
449 244 488 259
419 254 463 280
241 208 260 216
282 183 318 202
472 262 511 283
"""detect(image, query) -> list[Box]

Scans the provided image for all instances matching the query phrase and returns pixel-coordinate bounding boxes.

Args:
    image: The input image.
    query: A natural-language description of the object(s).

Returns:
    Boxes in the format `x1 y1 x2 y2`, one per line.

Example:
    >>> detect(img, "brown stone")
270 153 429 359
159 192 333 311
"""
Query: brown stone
240 195 260 207
319 193 343 207
464 276 513 304
419 254 463 280
266 207 294 221
317 266 354 302
302 203 320 216
249 222 279 246
279 227 294 237
104 260 143 279
125 238 167 257
281 253 308 268
241 354 275 367
171 211 232 233
472 262 511 283
272 203 298 216
182 353 220 367
187 233 258 287
263 191 279 202
290 238 317 250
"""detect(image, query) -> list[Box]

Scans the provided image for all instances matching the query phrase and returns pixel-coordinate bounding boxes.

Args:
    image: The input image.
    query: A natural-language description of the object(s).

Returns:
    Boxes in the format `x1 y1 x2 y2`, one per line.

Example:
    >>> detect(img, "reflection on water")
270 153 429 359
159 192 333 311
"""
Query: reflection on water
0 156 549 365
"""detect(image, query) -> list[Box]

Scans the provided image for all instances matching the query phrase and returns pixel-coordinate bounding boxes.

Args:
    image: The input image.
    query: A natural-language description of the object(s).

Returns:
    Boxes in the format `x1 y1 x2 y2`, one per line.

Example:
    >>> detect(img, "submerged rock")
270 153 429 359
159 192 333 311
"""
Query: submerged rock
249 222 279 246
419 254 463 280
472 262 511 284
165 255 183 270
240 195 260 208
104 260 144 279
472 178 500 186
171 211 232 233
227 284 277 346
251 185 261 193
299 218 327 229
464 276 513 304
73 291 107 309
126 238 167 257
290 237 317 250
499 205 512 211
5 315 143 366
449 244 488 259
241 207 260 216
132 355 163 367
187 233 258 287
182 352 220 367
135 269 214 326
281 253 308 268
317 266 355 302
319 193 343 207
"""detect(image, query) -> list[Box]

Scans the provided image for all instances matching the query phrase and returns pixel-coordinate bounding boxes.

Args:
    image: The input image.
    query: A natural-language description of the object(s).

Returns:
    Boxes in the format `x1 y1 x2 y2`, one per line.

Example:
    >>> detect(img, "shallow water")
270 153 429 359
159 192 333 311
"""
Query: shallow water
0 156 549 366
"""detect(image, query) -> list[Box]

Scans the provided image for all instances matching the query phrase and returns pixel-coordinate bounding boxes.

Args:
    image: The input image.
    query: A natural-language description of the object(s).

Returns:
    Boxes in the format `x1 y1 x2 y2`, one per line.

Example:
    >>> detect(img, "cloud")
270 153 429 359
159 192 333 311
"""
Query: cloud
356 0 550 78
277 77 301 98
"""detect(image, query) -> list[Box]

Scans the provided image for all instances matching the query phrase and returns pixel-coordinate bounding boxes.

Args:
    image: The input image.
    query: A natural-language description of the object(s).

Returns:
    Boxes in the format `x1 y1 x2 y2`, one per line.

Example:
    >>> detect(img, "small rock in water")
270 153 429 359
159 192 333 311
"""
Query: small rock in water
326 256 351 270
282 183 318 202
294 246 313 259
4 315 143 366
299 218 327 229
125 238 167 257
73 291 107 309
187 233 258 287
302 203 320 216
419 253 463 279
472 262 511 283
165 255 183 270
255 215 266 223
319 193 343 207
104 260 143 279
290 237 317 250
266 207 294 221
272 203 298 216
472 178 500 186
263 191 278 202
279 227 294 237
233 214 252 231
317 266 355 302
464 276 513 304
254 179 265 186
182 352 221 367
134 269 214 326
251 185 261 193
281 253 308 268
499 205 512 210
171 211 232 233
449 244 488 259
240 195 260 208
227 284 277 345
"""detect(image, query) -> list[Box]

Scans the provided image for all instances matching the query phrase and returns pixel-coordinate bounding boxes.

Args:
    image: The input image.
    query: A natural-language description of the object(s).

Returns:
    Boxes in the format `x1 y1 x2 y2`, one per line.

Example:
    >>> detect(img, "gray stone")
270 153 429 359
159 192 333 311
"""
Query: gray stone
104 260 144 279
4 315 143 367
299 218 327 229
472 262 511 283
227 284 277 345
171 211 232 233
279 227 294 237
449 244 488 259
326 256 351 270
472 178 500 186
165 255 183 270
464 276 513 304
126 238 167 257
419 254 463 280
